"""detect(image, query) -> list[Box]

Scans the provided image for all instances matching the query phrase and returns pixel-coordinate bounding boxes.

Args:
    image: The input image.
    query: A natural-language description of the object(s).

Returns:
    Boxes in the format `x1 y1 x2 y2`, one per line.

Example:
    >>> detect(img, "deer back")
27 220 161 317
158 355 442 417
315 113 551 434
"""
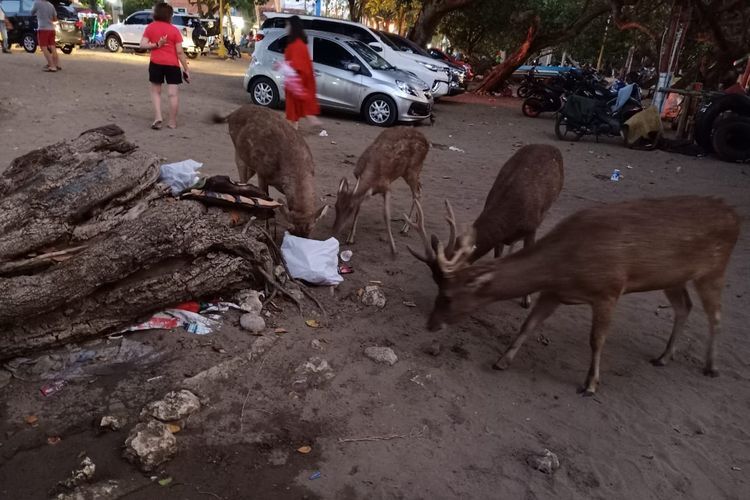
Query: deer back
353 127 429 195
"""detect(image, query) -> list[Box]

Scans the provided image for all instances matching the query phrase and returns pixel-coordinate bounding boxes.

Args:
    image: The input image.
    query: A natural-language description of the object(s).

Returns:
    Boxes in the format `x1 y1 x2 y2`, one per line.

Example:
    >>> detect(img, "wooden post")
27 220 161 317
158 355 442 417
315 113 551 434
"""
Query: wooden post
676 93 692 138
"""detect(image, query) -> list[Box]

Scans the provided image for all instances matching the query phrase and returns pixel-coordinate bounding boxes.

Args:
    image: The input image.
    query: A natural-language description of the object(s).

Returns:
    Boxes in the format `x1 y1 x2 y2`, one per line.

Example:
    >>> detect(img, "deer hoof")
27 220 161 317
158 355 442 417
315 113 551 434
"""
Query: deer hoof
521 295 531 309
493 358 511 371
399 224 410 234
576 386 597 397
703 367 720 378
650 357 668 367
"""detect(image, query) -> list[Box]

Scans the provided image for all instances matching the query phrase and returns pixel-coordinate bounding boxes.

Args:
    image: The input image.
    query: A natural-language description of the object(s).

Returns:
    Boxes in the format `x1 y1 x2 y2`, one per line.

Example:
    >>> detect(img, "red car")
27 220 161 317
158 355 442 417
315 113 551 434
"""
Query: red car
428 48 473 80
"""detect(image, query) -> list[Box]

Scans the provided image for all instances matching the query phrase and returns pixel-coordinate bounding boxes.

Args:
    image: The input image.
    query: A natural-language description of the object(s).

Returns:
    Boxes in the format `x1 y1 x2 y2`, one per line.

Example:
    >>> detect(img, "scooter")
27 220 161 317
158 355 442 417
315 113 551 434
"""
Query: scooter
554 85 643 141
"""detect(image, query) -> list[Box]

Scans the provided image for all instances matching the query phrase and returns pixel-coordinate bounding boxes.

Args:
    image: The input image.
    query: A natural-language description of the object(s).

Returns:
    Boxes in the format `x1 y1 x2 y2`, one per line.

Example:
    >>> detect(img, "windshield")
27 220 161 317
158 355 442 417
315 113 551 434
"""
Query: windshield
375 32 400 50
382 32 430 57
345 40 394 70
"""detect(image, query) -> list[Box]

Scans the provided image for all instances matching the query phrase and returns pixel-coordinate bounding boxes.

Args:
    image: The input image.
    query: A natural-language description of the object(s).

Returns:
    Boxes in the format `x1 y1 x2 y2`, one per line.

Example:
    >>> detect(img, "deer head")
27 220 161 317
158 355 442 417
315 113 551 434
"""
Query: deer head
282 204 328 238
332 177 370 235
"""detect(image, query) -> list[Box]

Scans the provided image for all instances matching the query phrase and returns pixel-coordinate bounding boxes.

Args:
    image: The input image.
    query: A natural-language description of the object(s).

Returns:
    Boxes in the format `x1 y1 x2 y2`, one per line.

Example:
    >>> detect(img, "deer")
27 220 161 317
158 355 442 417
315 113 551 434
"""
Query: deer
213 105 326 237
407 144 564 307
332 127 429 254
406 196 740 395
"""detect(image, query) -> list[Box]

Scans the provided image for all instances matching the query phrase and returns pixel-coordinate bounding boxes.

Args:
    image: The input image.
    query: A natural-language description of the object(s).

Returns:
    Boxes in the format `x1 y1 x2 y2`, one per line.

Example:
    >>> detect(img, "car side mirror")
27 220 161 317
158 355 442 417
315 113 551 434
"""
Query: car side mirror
346 63 361 73
368 42 382 53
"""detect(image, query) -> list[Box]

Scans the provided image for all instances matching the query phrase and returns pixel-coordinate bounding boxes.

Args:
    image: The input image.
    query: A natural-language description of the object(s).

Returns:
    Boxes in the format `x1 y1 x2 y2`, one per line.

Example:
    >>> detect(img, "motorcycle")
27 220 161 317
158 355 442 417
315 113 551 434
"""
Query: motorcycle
554 85 643 142
521 72 578 117
516 68 538 98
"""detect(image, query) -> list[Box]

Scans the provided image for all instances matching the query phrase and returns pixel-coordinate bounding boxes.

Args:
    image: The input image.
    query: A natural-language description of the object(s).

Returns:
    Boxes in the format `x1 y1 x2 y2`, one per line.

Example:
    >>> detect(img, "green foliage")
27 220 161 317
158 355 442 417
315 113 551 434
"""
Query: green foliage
122 0 155 17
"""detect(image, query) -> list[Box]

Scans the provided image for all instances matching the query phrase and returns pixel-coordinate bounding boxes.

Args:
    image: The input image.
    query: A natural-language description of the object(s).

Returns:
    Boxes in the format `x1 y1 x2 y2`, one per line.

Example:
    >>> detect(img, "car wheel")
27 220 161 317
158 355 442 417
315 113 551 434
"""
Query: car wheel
522 98 542 118
363 94 397 127
694 94 750 151
554 114 583 142
105 34 122 53
60 45 74 55
712 116 750 162
250 77 279 108
186 51 198 60
22 33 37 53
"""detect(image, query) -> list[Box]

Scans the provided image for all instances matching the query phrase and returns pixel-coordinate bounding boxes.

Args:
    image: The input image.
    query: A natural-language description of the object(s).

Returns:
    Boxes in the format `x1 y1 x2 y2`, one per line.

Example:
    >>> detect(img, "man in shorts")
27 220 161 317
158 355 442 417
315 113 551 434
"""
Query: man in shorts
31 0 58 71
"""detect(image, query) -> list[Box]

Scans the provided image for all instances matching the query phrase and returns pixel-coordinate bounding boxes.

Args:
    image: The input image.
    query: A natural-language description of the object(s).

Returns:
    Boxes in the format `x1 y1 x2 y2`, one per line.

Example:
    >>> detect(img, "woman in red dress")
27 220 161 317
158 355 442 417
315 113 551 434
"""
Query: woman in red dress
283 16 322 130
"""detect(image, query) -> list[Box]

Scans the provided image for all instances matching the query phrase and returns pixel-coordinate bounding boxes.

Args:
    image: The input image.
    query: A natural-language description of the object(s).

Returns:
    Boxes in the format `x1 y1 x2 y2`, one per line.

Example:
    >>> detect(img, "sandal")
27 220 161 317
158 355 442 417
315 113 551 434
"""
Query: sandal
151 120 163 130
42 66 57 72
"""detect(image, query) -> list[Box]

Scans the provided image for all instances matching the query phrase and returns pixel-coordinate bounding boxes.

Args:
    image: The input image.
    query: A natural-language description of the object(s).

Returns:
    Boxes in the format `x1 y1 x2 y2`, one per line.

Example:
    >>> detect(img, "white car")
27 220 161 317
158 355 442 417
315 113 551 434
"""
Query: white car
104 10 202 58
259 13 454 98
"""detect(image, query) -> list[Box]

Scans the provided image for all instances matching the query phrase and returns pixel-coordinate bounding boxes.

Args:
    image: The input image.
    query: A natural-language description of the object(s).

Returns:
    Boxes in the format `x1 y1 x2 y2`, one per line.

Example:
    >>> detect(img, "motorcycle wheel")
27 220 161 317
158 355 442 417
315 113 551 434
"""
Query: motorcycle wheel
712 116 750 162
555 114 583 142
522 98 543 118
517 85 530 98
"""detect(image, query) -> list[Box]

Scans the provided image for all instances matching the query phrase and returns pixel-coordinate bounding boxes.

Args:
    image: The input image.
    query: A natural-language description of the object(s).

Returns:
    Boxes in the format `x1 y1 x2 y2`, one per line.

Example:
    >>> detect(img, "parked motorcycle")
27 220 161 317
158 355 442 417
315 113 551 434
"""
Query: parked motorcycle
521 72 578 117
517 68 538 98
554 88 643 142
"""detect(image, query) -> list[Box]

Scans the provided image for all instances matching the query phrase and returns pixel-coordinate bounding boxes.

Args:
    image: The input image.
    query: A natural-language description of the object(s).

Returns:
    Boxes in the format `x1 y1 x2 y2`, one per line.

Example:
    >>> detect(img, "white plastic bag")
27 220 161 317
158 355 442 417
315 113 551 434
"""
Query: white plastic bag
281 232 343 286
159 159 203 195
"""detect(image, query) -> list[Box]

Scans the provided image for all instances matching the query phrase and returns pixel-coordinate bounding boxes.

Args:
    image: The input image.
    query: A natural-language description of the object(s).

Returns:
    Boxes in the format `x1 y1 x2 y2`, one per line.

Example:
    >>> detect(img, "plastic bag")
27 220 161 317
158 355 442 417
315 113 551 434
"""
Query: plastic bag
160 159 203 195
281 232 343 286
277 61 307 100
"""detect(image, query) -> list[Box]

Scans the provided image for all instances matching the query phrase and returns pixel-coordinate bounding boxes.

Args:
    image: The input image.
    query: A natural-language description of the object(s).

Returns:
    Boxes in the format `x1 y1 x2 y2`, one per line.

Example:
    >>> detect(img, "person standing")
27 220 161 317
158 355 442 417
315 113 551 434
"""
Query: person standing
283 16 321 130
0 6 12 54
31 0 58 70
139 2 190 130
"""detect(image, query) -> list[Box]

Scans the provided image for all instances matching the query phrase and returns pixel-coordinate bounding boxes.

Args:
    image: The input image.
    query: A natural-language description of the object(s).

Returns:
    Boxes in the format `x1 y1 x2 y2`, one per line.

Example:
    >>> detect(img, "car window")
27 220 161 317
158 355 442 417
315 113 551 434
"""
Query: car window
374 31 399 50
387 33 430 57
261 17 286 30
313 38 358 71
56 5 78 20
345 40 393 71
267 35 287 53
126 13 151 25
1 0 21 15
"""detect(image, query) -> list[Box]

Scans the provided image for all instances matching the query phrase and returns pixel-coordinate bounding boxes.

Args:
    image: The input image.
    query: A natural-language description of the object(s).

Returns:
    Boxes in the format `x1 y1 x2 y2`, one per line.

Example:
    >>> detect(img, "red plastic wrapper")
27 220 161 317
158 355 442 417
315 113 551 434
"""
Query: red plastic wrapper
40 380 67 397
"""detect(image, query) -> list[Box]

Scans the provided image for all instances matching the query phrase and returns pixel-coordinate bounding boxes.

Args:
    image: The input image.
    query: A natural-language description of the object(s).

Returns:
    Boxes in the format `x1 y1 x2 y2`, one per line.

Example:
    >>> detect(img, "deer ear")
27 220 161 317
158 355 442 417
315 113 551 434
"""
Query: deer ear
314 205 329 222
338 178 348 194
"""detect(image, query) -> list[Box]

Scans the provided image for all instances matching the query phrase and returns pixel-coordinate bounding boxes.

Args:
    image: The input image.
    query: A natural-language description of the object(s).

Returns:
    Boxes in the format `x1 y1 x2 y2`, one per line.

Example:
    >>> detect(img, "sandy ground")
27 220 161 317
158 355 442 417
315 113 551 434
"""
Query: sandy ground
1 48 749 500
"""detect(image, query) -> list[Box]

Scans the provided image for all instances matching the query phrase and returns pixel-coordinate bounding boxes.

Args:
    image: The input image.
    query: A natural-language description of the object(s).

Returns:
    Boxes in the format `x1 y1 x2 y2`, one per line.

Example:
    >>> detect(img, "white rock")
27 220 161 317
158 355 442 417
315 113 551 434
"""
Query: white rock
361 285 386 308
364 346 398 366
526 449 560 474
141 390 200 422
240 313 266 333
100 415 127 431
57 456 96 490
235 289 264 315
123 420 177 472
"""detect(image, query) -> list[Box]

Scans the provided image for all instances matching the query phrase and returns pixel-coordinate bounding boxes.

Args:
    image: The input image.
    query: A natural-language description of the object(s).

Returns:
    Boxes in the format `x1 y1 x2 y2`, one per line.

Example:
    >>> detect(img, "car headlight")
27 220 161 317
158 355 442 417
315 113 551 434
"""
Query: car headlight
418 61 440 72
396 80 418 97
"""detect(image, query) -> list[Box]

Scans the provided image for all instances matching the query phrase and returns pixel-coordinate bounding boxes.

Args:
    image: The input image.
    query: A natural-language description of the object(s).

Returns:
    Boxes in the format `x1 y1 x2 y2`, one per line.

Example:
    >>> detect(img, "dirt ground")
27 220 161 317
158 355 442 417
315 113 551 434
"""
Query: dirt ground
1 49 749 500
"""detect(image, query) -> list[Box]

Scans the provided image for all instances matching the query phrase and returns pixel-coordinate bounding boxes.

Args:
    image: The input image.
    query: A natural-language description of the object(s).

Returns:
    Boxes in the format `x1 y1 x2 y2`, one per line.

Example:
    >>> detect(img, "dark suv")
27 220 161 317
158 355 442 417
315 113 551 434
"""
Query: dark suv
0 0 83 53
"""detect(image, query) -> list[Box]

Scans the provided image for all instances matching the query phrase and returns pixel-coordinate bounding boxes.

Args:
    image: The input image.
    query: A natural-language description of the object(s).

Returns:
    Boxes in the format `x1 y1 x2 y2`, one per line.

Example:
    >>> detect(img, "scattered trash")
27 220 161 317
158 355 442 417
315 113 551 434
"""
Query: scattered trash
305 319 322 329
731 466 742 471
158 477 173 487
297 445 312 454
141 390 201 422
310 339 324 351
166 423 181 434
364 346 398 366
626 164 633 169
610 169 622 181
121 315 180 333
123 420 177 472
57 456 96 491
402 300 417 308
526 449 560 474
340 250 353 262
338 264 353 274
235 290 264 315
174 301 200 313
25 415 39 426
47 436 62 445
164 309 219 335
100 415 127 431
309 471 321 480
41 379 67 397
274 327 288 334
240 313 266 333
319 130 328 137
361 285 386 308
281 233 343 286
159 159 202 195
448 146 465 153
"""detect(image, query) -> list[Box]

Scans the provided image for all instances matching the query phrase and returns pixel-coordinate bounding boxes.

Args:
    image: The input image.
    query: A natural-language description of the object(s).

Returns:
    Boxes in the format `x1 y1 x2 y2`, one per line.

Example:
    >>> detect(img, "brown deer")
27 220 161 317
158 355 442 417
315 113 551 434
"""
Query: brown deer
407 144 564 307
213 105 325 237
332 127 429 254
407 196 740 395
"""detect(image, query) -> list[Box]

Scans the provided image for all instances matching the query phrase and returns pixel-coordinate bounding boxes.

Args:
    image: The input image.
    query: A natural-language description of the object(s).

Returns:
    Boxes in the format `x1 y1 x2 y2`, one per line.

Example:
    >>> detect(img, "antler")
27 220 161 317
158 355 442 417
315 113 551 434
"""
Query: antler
444 199 457 259
403 199 435 264
436 227 475 277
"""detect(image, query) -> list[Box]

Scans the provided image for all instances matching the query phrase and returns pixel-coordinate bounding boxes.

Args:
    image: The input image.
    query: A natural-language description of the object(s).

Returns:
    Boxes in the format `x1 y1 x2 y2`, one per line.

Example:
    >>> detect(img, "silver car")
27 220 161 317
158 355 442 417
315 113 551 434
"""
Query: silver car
244 30 433 126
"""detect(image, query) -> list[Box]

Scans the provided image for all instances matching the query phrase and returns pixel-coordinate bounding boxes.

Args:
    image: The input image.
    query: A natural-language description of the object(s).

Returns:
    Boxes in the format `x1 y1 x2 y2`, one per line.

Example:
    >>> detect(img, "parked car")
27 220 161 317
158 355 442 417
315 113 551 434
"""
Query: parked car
245 30 433 126
427 48 473 80
260 13 453 98
0 0 82 53
104 10 202 58
378 31 465 94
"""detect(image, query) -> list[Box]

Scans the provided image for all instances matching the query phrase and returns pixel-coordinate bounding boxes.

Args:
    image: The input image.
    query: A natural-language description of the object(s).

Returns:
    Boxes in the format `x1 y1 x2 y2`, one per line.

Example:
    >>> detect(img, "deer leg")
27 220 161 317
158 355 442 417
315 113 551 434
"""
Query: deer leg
346 206 361 245
519 232 537 309
235 152 253 184
383 191 396 255
580 301 616 396
494 293 560 370
693 275 724 377
400 186 421 234
493 245 504 258
651 287 692 367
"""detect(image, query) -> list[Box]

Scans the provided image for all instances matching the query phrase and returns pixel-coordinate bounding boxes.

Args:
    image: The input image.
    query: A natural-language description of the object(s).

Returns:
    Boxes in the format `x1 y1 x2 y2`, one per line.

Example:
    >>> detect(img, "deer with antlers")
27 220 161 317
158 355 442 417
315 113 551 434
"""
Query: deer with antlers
407 144 564 307
332 127 429 254
406 196 740 395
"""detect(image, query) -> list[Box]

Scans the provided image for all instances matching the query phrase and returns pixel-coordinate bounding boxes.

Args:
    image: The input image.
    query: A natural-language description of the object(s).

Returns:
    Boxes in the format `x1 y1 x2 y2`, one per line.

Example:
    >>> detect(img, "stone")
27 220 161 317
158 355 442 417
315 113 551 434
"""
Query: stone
364 346 398 366
123 420 177 472
250 335 276 360
526 449 560 474
310 339 324 351
0 369 11 389
422 341 442 357
361 285 386 308
293 357 335 390
55 480 120 500
141 390 200 422
100 415 127 431
57 456 96 491
240 313 266 333
235 289 264 315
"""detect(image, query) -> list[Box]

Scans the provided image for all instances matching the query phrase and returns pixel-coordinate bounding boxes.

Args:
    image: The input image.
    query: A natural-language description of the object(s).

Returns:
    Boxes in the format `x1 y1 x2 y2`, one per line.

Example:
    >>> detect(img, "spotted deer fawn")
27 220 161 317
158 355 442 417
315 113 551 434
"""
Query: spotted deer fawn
407 144 564 307
407 196 740 395
332 127 429 254
214 105 325 237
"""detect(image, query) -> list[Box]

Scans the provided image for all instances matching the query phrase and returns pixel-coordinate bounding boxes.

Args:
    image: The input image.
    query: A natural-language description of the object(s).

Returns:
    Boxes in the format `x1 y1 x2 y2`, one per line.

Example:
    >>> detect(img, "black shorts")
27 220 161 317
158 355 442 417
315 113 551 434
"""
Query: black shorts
149 62 182 85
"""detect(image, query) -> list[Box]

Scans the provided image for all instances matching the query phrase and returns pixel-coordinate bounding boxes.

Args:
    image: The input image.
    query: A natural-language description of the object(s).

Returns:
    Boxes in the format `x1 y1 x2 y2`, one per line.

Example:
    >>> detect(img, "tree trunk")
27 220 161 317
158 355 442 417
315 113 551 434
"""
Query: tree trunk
408 0 473 47
475 20 540 94
0 126 279 360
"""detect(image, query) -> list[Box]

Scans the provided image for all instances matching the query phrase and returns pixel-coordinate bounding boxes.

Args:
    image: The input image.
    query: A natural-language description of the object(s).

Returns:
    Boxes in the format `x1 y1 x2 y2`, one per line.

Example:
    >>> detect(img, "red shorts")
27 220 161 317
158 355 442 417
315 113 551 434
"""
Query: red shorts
37 30 56 47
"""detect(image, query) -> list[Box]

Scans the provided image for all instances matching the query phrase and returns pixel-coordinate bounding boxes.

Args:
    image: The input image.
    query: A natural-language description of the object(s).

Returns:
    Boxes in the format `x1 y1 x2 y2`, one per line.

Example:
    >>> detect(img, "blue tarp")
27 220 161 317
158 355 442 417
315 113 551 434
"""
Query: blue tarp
512 65 579 77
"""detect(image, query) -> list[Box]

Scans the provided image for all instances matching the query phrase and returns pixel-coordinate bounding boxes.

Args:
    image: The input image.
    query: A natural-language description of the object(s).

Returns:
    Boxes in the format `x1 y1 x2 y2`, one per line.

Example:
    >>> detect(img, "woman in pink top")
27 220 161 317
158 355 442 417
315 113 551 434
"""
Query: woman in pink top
140 2 191 129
